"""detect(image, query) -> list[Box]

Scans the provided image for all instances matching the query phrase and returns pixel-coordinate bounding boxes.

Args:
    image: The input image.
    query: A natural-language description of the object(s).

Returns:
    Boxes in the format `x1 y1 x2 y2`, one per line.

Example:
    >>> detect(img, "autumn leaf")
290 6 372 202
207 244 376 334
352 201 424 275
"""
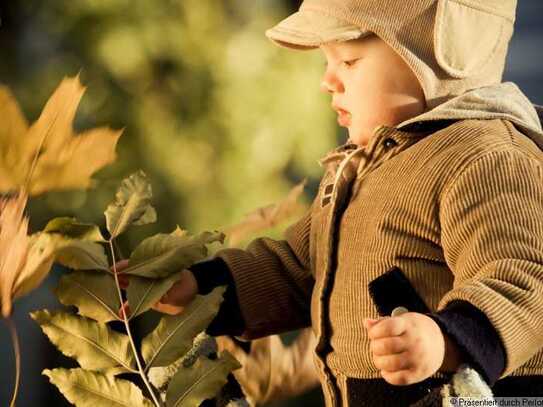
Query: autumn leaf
122 229 224 279
141 287 226 369
165 351 241 407
224 180 307 246
31 310 135 375
0 75 121 196
126 272 183 319
0 193 30 317
52 238 109 272
9 233 59 307
0 195 111 317
43 368 154 407
56 271 121 323
0 201 56 317
44 217 106 242
104 171 157 239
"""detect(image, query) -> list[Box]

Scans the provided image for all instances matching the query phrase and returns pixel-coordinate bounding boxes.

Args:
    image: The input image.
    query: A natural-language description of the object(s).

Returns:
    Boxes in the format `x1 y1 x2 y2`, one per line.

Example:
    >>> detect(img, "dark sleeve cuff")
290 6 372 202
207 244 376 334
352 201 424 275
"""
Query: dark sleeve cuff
426 300 506 386
188 258 246 337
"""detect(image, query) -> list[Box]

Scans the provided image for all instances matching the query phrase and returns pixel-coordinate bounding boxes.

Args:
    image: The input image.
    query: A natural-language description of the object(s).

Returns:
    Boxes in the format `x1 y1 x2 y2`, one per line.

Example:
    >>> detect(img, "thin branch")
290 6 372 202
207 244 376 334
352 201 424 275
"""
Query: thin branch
112 239 124 262
108 241 164 407
6 317 21 407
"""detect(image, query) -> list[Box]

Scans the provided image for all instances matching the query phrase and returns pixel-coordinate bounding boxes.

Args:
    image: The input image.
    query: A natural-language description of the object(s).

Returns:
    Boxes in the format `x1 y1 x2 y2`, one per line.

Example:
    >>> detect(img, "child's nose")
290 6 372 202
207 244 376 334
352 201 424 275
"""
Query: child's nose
320 71 344 94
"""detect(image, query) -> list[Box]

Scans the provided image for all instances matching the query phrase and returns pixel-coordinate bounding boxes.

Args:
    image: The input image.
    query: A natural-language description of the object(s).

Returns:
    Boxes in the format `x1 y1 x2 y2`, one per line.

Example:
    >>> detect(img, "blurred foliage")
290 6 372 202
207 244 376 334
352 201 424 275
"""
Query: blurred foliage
0 1 335 405
0 0 338 258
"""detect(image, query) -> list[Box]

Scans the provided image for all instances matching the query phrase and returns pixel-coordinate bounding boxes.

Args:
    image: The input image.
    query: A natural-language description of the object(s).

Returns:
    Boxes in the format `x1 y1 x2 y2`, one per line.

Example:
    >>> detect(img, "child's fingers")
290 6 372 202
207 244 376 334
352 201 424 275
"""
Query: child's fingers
363 318 380 329
111 259 129 273
118 301 131 319
118 274 129 289
152 301 185 315
370 336 407 356
380 368 415 386
367 316 407 340
373 352 412 372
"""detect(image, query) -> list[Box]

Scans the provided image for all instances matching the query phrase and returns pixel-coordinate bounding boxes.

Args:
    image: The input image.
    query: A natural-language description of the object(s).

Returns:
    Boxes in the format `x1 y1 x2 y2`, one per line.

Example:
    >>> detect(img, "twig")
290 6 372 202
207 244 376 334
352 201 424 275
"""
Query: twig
6 317 21 407
108 241 164 407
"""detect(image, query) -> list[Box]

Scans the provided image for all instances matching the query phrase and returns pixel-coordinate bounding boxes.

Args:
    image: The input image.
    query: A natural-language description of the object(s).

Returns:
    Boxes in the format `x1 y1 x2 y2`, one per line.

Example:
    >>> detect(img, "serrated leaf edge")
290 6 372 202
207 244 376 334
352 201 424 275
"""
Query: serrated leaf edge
58 275 121 322
144 289 224 371
43 368 152 406
32 311 134 372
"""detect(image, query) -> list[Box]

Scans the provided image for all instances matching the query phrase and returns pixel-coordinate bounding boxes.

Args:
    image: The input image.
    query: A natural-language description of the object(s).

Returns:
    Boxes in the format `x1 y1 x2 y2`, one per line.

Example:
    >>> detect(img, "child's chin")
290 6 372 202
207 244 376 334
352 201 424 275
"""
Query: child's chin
348 131 371 147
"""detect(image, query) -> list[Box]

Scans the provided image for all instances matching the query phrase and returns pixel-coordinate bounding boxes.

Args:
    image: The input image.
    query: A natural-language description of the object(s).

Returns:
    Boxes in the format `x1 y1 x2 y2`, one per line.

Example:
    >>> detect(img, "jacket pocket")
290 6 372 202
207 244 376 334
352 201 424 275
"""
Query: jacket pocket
433 0 515 78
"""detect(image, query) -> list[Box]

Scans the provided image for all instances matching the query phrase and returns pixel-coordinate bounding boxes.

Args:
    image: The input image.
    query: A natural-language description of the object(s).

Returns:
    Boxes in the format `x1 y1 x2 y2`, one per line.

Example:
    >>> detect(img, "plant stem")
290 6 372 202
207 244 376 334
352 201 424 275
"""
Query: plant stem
6 317 21 407
108 241 164 407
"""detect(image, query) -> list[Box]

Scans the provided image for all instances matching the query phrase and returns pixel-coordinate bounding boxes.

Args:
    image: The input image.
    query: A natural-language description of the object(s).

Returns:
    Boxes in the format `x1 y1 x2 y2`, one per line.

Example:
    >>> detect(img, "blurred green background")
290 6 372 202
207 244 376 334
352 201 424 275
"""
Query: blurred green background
1 0 542 406
0 1 337 405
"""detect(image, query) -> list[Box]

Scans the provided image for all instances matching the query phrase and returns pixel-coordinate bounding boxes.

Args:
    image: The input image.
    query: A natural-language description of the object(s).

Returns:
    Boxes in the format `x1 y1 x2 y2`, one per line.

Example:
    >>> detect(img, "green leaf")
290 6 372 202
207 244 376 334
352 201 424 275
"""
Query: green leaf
148 332 217 391
141 286 225 369
190 230 226 247
44 368 153 407
56 271 121 323
54 239 109 271
44 217 106 242
105 171 157 238
165 351 241 407
123 230 225 279
31 310 135 375
126 272 182 319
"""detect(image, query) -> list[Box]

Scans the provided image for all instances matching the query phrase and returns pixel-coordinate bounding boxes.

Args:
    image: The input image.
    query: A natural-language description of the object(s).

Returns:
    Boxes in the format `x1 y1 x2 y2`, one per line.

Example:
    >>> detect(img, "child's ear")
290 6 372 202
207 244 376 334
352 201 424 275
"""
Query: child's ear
434 0 514 79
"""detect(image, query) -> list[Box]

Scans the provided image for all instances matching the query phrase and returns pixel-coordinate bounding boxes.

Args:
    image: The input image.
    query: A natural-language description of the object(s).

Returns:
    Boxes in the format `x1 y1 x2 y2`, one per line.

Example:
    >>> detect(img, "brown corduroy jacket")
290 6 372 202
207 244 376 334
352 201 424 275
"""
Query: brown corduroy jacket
209 116 543 405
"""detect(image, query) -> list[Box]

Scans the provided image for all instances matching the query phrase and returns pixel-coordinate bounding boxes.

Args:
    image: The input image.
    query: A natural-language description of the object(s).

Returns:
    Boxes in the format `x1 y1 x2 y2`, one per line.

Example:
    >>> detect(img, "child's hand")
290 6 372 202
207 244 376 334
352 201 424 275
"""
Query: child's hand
149 271 199 315
111 260 199 317
364 312 447 386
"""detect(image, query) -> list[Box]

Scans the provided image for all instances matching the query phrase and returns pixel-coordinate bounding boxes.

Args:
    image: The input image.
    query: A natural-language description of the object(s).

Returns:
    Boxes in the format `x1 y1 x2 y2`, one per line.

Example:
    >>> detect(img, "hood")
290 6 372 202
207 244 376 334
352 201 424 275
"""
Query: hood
398 82 543 150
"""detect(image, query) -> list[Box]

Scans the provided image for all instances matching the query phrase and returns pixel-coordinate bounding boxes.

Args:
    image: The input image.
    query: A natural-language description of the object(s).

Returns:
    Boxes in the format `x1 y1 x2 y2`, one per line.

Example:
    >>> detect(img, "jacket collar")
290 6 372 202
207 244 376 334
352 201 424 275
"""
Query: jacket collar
318 119 455 169
398 82 543 150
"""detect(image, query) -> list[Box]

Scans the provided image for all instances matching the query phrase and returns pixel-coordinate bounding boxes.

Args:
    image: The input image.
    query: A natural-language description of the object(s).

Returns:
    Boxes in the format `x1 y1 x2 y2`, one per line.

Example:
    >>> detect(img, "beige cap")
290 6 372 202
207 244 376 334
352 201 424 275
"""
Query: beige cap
266 0 518 109
265 9 371 50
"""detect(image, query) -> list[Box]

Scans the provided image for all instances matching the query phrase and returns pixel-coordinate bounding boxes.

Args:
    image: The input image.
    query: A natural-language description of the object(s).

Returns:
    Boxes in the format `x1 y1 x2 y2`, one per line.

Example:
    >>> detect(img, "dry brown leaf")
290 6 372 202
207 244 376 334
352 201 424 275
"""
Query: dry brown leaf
0 195 84 317
224 180 307 247
0 194 30 317
0 75 122 196
216 329 319 405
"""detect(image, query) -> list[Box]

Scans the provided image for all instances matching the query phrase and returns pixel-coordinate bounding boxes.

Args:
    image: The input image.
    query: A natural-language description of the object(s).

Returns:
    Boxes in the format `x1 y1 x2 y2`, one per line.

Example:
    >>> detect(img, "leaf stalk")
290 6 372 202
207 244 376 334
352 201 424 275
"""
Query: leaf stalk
108 241 164 407
6 317 21 407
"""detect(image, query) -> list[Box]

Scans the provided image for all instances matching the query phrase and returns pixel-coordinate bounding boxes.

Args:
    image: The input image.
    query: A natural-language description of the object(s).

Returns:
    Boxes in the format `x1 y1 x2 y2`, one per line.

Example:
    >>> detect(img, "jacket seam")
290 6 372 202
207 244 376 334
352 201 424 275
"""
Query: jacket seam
501 118 516 147
439 136 543 205
502 119 543 163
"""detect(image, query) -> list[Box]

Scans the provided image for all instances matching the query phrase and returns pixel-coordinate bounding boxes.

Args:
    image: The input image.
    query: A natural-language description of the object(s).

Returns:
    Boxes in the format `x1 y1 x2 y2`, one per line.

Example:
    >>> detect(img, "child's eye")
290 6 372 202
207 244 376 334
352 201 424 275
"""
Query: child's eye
342 58 360 67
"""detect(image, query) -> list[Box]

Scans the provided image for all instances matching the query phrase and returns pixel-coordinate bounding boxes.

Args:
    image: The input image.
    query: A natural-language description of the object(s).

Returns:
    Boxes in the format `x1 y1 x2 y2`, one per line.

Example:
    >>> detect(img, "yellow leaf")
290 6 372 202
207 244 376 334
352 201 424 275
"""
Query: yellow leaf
31 127 122 195
0 75 122 196
12 233 60 303
0 87 31 191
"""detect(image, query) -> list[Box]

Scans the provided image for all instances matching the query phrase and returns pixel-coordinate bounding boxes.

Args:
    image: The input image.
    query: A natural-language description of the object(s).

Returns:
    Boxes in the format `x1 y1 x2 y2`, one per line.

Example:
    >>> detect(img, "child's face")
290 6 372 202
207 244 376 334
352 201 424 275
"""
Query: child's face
320 34 427 146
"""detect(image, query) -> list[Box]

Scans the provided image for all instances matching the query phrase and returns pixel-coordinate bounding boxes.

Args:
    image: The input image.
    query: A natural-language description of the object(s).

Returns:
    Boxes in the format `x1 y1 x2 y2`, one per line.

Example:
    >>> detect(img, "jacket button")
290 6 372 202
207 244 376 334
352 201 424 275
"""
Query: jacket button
383 137 398 150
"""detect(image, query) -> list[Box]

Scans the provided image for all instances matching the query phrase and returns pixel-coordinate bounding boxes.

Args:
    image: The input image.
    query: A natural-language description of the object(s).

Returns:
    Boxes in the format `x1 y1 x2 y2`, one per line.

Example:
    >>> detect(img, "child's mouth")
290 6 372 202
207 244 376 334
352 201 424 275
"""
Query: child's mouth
336 108 352 126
